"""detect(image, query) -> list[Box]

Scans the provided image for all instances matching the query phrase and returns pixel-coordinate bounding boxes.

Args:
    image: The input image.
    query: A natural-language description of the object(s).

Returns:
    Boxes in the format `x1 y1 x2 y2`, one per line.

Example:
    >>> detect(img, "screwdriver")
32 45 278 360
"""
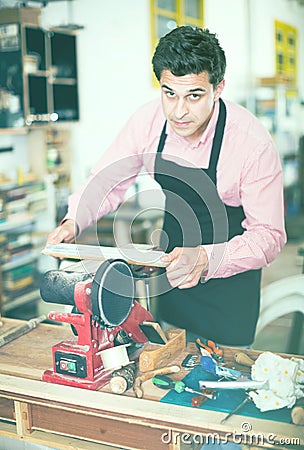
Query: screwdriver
152 374 215 399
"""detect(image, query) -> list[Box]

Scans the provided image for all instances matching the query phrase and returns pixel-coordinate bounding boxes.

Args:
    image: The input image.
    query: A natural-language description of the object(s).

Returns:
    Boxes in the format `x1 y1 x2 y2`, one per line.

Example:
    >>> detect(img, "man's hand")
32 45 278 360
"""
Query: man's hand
46 219 78 245
161 246 208 289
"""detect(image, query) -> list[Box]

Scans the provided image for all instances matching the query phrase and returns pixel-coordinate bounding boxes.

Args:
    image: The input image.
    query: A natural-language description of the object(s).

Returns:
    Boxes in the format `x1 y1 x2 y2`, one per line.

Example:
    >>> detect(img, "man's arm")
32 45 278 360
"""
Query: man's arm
162 140 286 288
204 142 287 280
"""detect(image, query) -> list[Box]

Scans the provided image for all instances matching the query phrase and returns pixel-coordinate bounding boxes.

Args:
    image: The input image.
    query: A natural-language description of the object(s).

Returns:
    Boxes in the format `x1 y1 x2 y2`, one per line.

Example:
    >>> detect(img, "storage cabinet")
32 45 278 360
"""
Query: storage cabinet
0 7 79 129
0 181 48 315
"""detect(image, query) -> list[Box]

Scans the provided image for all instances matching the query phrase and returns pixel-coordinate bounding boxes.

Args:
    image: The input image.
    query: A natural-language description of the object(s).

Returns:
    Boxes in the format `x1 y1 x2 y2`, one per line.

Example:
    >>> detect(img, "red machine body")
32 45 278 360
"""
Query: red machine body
42 278 153 390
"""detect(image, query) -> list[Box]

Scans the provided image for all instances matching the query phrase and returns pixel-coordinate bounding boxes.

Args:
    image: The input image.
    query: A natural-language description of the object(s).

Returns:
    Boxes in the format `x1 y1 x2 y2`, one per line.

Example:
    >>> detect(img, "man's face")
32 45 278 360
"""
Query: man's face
160 70 224 143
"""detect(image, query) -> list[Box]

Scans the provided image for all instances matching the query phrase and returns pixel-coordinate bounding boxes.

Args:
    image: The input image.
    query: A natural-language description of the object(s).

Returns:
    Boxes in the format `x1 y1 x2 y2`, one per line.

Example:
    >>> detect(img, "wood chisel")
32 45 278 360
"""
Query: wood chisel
0 315 46 348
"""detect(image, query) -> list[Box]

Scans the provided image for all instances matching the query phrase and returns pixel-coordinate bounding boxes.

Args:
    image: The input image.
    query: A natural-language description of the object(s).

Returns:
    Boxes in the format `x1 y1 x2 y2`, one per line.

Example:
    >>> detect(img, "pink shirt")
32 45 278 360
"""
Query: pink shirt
65 98 286 279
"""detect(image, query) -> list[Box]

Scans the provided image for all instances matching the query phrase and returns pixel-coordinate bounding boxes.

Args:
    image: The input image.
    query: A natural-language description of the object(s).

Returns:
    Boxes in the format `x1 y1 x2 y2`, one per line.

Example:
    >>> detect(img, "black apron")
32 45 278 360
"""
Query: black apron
155 99 261 346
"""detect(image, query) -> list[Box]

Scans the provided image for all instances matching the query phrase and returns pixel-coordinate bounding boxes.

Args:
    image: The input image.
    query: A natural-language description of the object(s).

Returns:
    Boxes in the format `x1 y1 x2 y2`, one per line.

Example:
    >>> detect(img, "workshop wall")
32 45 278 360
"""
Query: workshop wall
0 0 303 200
39 0 304 193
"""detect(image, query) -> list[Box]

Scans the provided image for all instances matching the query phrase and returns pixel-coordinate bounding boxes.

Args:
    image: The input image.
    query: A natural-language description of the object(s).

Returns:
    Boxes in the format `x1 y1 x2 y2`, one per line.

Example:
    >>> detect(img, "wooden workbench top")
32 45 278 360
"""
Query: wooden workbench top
0 318 303 450
0 318 72 380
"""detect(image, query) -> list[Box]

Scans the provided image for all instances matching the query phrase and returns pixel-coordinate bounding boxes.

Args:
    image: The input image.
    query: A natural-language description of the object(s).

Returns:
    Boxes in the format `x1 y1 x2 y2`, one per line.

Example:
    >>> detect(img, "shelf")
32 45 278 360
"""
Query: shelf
0 181 48 316
2 249 40 272
0 213 34 232
2 288 40 312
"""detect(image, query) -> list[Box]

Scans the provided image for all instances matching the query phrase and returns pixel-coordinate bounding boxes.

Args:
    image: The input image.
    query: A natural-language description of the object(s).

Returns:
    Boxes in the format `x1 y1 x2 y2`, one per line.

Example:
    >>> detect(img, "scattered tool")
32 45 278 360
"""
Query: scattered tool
139 321 168 345
220 396 251 424
181 354 199 370
109 362 137 394
192 395 207 407
199 379 266 390
200 355 244 380
152 374 216 399
191 388 216 407
291 398 304 425
234 352 255 367
133 365 180 398
139 328 186 372
196 337 223 362
0 315 46 348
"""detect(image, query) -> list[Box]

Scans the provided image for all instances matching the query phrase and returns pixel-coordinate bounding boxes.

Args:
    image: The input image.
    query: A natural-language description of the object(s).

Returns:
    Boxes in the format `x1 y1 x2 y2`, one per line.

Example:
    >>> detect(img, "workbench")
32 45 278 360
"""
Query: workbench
0 318 303 450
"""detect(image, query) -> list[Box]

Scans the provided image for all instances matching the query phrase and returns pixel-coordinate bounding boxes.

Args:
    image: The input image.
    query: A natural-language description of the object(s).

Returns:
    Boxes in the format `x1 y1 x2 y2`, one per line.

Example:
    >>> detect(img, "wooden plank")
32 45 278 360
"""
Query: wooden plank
42 243 168 268
0 373 303 447
0 397 14 421
15 401 32 435
0 422 118 450
31 403 169 450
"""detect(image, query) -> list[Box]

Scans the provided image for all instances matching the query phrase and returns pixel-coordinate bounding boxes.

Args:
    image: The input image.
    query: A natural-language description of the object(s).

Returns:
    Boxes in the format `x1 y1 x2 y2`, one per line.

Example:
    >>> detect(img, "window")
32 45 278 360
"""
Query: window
275 20 297 84
150 0 204 85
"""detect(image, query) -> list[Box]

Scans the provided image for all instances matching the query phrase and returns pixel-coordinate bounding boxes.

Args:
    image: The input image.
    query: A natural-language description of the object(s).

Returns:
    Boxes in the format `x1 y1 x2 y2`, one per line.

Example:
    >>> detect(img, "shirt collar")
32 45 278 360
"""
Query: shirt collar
165 99 221 148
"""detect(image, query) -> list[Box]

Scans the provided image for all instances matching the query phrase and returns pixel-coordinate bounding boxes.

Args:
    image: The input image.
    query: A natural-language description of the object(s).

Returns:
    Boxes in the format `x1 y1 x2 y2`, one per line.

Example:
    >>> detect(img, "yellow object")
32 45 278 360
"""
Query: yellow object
17 167 24 185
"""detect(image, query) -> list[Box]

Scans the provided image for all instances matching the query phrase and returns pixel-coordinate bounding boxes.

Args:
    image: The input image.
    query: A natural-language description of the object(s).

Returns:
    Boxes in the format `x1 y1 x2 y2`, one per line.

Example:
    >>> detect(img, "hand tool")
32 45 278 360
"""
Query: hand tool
40 259 154 390
196 337 223 362
191 388 216 407
139 328 186 372
109 362 137 394
181 353 199 370
152 374 216 399
139 321 168 344
220 396 251 424
200 355 244 380
199 379 267 390
0 315 46 348
192 396 207 407
234 352 255 367
133 365 180 398
291 398 304 425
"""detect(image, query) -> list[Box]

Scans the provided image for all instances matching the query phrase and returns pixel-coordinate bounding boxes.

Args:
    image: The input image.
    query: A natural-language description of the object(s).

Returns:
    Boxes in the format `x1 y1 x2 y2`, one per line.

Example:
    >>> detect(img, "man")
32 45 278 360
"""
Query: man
47 26 286 347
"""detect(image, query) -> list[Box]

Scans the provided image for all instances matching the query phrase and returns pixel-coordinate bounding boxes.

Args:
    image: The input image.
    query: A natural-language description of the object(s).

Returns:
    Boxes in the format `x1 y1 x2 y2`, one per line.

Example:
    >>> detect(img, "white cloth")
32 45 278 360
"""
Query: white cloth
249 351 304 412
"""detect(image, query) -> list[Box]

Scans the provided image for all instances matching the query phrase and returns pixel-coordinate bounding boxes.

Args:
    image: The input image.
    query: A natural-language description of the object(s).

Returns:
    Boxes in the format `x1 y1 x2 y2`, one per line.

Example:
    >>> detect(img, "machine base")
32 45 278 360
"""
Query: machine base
42 368 112 390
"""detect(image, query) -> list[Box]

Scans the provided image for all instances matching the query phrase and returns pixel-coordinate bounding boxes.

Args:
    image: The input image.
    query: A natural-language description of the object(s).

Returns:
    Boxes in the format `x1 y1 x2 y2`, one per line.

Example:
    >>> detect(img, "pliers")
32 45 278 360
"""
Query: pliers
195 337 223 363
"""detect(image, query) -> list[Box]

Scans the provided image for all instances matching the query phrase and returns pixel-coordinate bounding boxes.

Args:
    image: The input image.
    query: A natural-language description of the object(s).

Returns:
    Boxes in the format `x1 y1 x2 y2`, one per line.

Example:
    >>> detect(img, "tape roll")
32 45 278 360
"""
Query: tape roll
98 344 130 370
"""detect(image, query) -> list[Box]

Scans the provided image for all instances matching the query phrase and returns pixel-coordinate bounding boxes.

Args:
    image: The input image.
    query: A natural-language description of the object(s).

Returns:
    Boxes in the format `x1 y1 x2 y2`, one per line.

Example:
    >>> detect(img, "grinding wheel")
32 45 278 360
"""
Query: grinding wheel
90 259 135 326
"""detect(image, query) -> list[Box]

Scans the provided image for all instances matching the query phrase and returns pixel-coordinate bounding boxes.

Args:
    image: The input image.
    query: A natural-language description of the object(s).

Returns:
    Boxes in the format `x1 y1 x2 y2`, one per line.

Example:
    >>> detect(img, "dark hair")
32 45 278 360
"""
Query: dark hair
152 26 226 87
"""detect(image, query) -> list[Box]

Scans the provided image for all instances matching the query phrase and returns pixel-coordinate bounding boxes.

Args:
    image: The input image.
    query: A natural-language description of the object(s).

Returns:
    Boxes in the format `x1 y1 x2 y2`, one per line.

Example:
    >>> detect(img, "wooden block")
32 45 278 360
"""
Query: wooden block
42 243 168 268
138 328 186 372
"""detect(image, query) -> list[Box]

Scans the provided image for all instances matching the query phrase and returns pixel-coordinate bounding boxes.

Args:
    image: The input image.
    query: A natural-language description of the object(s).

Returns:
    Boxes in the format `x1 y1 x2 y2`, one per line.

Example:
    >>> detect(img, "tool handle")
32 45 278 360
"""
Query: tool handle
152 374 175 390
0 315 46 348
133 365 180 398
152 374 185 393
291 398 304 425
234 352 255 367
196 338 213 354
191 396 207 407
206 339 223 357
